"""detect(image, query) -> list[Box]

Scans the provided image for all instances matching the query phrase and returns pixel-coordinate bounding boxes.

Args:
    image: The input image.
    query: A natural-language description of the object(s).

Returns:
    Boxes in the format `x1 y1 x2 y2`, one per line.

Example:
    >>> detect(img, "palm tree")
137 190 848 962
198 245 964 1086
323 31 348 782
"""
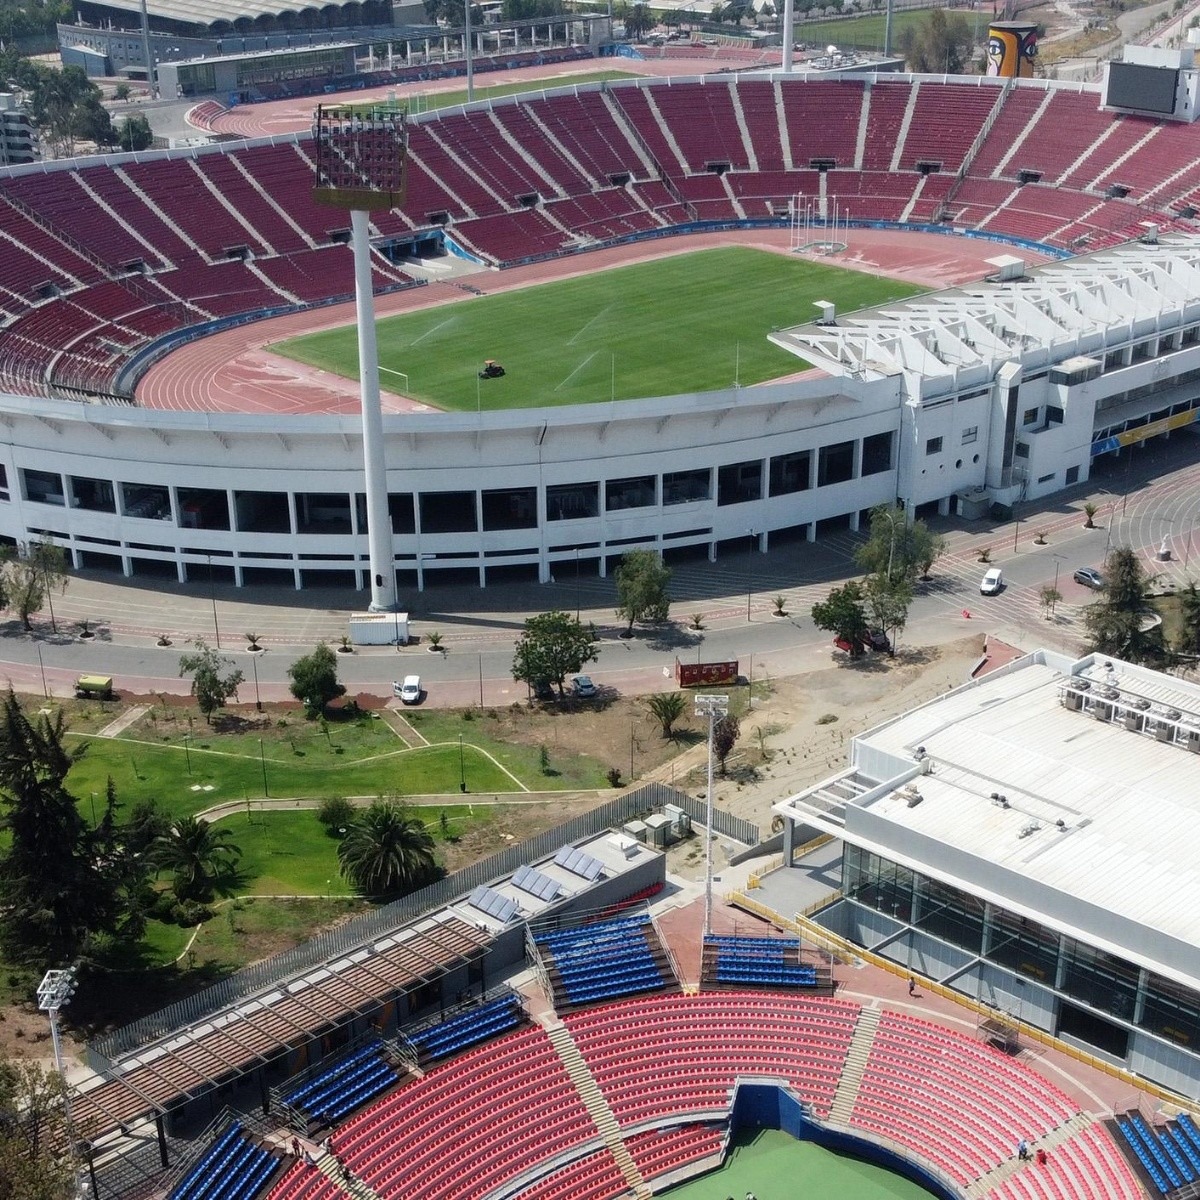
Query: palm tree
646 692 687 739
337 802 438 897
153 815 241 902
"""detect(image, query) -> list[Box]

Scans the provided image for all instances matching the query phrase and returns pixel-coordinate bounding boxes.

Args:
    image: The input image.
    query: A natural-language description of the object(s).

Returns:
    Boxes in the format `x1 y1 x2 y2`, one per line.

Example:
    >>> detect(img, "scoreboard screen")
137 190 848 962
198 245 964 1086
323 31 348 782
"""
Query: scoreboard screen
1106 62 1178 115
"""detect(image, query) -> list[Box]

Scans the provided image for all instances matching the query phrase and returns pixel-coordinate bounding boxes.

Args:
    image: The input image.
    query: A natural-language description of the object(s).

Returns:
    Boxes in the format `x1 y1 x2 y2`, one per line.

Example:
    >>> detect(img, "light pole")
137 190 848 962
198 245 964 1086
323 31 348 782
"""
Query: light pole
880 506 902 583
38 966 79 1182
42 553 57 634
695 693 730 936
35 641 47 698
458 732 466 792
575 547 581 623
259 738 268 797
251 651 261 711
206 555 220 648
746 529 755 622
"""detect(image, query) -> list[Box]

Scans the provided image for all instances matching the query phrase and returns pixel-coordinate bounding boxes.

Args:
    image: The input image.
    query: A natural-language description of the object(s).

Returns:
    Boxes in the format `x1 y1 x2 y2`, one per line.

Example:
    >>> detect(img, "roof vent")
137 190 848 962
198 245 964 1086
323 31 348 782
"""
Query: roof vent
1018 821 1040 839
1056 818 1067 830
903 785 923 808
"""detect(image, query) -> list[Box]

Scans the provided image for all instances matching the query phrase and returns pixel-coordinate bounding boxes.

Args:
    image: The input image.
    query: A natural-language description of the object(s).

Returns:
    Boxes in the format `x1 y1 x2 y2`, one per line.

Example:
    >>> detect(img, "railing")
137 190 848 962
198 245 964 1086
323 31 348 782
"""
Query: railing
92 782 723 1064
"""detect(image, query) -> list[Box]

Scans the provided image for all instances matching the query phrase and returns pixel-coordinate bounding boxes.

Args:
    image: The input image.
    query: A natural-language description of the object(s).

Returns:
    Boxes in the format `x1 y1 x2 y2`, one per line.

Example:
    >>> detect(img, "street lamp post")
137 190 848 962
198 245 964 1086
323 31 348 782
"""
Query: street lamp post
251 651 262 712
38 966 79 1184
35 641 47 698
206 555 221 648
695 693 730 936
575 547 581 623
458 732 466 792
746 529 755 622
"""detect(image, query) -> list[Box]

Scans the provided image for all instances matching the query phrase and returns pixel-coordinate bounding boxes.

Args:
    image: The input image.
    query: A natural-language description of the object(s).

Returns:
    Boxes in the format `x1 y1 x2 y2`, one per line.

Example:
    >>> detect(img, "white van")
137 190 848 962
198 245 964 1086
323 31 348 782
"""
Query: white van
394 675 422 705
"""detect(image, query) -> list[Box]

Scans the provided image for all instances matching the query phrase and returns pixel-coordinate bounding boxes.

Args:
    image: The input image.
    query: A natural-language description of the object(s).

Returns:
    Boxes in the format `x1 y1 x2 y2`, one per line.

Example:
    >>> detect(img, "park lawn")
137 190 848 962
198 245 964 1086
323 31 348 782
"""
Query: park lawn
220 810 355 897
406 709 612 790
397 70 637 116
65 734 519 818
273 247 925 412
798 7 988 49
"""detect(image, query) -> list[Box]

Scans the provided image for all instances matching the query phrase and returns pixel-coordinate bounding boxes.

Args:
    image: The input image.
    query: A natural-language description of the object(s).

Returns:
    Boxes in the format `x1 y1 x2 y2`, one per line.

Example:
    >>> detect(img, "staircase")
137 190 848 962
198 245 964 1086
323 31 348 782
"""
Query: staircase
964 1112 1092 1200
827 1006 881 1125
544 1021 651 1199
993 89 1053 178
316 1150 385 1200
900 174 926 224
114 166 211 263
853 86 872 169
775 80 793 171
888 81 921 175
728 81 758 173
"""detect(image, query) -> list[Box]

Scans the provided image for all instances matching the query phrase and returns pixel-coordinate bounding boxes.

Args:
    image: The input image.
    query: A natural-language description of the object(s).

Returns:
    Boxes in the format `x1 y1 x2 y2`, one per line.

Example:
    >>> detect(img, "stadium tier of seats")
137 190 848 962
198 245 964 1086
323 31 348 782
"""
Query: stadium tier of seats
264 1161 349 1200
407 993 524 1061
703 933 817 988
279 1042 399 1127
169 1122 283 1200
1116 1110 1200 1193
625 1123 726 1183
534 912 674 1007
0 75 1194 400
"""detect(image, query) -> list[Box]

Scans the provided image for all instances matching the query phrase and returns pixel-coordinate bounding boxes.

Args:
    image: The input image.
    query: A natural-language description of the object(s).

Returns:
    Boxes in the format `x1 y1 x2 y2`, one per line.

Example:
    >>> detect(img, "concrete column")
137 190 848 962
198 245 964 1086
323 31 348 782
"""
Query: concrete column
1133 967 1149 1024
937 495 951 516
351 207 396 612
852 438 863 479
782 817 795 865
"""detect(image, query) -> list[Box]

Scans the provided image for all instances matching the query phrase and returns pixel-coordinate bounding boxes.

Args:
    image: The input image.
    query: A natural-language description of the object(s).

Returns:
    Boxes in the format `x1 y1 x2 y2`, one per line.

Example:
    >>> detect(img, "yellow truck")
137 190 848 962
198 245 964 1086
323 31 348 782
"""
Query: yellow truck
74 675 114 700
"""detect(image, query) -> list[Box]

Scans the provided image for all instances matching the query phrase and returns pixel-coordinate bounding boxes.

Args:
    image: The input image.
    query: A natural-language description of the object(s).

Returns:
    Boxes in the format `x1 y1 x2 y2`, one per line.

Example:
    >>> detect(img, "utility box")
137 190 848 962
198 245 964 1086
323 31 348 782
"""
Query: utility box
644 813 673 848
348 612 409 646
622 820 648 843
664 803 691 837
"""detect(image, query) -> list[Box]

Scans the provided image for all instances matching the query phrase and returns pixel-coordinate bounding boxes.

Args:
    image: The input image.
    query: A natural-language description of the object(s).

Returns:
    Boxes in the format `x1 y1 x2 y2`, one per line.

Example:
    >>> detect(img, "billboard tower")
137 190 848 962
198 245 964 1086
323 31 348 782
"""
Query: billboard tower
312 105 407 612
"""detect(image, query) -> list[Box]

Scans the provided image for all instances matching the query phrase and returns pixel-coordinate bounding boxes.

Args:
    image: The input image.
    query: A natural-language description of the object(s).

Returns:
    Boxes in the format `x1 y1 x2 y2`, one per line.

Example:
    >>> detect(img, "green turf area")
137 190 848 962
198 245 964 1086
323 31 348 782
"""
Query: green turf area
799 7 988 50
664 1129 935 1199
63 711 561 818
274 248 925 412
398 70 637 116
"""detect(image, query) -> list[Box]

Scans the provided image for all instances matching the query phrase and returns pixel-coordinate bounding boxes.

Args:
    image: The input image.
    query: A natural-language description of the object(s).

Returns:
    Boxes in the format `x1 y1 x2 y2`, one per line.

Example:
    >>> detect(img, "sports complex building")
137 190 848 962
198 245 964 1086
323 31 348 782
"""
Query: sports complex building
1 71 1200 594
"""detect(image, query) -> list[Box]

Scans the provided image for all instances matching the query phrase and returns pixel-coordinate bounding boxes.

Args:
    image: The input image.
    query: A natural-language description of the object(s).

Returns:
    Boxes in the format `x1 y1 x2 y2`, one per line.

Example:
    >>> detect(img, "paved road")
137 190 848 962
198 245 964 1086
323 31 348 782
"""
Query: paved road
7 436 1200 706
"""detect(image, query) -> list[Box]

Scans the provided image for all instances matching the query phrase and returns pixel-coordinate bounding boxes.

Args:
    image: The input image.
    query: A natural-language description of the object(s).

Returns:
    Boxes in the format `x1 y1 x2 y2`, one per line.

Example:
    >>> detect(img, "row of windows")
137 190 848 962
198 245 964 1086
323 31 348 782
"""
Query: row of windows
844 846 1200 1047
17 440 894 534
926 426 978 455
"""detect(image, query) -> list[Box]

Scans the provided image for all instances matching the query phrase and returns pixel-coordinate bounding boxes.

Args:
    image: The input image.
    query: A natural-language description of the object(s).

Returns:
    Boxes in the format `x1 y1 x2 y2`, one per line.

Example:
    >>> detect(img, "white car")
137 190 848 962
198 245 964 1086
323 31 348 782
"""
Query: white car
571 674 597 698
980 568 1004 595
394 675 422 705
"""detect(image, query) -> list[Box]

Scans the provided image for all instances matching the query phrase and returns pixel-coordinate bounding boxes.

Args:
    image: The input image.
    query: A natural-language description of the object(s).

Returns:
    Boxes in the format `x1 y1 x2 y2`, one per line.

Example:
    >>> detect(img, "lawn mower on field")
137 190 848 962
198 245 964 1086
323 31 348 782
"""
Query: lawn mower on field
478 359 505 379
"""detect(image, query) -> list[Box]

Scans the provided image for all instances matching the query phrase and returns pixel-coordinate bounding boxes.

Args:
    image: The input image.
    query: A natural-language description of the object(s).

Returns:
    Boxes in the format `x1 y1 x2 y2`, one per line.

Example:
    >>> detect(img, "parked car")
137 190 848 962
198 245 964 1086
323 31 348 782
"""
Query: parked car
394 675 422 705
571 674 597 698
833 634 864 654
980 568 1004 595
1073 567 1105 589
532 678 555 702
867 629 891 653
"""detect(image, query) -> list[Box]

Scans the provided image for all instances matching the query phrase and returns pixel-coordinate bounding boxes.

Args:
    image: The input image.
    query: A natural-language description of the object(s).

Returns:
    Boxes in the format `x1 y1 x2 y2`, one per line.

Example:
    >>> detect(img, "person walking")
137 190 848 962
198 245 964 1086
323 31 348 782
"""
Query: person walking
908 976 917 996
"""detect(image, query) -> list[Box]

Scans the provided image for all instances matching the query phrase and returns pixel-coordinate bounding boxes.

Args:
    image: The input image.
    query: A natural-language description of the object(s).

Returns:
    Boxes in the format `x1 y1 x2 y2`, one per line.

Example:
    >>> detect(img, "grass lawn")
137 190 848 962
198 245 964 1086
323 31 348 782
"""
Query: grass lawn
397 70 637 116
273 247 925 412
799 7 988 50
61 705 593 817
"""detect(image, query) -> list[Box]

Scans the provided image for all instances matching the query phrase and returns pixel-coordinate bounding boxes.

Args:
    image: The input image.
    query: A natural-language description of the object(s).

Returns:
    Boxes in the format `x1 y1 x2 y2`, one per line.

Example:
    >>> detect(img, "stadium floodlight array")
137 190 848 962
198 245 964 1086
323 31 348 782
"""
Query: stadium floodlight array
311 105 407 211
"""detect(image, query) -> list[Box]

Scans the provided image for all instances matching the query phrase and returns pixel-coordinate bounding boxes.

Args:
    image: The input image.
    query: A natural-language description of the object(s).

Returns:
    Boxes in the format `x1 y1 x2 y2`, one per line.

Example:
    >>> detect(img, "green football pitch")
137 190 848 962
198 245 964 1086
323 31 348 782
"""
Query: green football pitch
662 1129 935 1199
272 247 924 412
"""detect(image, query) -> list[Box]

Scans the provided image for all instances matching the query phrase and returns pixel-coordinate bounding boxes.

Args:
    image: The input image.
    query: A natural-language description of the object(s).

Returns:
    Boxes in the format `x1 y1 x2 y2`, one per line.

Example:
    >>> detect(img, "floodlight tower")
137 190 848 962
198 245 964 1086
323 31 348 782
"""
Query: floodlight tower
695 693 730 936
312 105 407 612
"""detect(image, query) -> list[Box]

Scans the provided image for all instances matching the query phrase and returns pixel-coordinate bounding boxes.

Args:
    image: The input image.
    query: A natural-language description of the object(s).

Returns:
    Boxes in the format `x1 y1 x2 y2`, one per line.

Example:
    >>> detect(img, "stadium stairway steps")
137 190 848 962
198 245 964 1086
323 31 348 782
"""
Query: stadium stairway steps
641 90 689 176
423 124 511 214
827 1006 882 1125
246 260 301 307
543 1020 652 1200
966 1112 1093 1200
728 81 758 173
888 81 921 175
1088 122 1162 193
992 89 1054 179
68 170 173 272
600 92 658 179
775 81 793 171
314 1149 384 1200
487 111 565 200
231 154 319 250
900 175 926 224
188 159 274 256
853 84 871 169
1058 119 1122 190
524 103 601 192
721 174 747 221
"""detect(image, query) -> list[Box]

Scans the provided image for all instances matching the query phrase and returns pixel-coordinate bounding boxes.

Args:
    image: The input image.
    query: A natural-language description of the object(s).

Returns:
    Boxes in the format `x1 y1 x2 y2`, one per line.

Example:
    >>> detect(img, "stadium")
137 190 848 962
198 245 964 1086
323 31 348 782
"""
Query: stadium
1 70 1200 593
9 52 1200 1200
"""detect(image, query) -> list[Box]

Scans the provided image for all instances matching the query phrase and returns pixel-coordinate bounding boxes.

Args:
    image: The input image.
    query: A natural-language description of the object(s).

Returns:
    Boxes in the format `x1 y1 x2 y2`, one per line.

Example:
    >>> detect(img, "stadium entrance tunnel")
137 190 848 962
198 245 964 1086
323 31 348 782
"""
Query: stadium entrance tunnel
1057 1000 1130 1060
726 1082 952 1198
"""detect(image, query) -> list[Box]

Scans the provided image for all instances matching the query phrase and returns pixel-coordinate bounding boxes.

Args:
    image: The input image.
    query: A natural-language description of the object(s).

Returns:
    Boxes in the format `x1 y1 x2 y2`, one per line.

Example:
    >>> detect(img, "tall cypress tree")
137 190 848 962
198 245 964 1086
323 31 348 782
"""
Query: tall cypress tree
0 692 117 965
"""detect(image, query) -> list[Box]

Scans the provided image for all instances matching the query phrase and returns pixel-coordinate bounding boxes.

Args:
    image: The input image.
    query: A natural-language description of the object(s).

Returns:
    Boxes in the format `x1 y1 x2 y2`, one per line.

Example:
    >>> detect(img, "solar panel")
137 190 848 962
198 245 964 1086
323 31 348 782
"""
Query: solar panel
512 864 561 902
467 885 518 924
553 845 604 882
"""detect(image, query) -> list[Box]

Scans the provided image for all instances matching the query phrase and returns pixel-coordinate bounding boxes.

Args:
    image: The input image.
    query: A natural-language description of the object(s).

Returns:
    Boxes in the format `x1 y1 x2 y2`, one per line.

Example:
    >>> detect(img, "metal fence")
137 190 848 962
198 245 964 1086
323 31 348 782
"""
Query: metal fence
94 783 758 1064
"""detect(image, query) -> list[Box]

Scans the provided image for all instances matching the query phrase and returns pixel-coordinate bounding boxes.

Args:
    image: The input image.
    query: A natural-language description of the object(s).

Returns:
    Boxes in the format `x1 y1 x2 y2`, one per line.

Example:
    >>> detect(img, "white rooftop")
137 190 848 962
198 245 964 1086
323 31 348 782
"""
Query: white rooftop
770 231 1200 386
776 651 1200 987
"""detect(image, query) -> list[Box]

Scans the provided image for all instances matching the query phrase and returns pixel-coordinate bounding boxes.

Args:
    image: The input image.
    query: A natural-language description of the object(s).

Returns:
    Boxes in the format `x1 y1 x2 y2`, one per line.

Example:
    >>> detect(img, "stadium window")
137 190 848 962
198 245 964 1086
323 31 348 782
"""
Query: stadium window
1065 465 1080 485
925 437 943 455
817 441 854 486
1060 938 1138 1020
717 461 763 506
960 426 978 445
482 487 536 530
769 450 811 495
1141 972 1200 1047
1022 407 1039 425
1037 473 1055 484
985 907 1059 983
546 482 599 521
860 432 892 476
605 476 656 512
662 469 710 506
419 490 478 533
1015 443 1030 459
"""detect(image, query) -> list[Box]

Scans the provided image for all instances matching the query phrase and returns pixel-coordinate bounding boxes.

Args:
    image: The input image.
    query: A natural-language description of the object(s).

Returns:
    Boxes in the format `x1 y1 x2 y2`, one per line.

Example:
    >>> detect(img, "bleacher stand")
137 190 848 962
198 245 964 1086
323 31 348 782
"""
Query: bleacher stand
702 934 817 989
168 1120 283 1200
533 912 675 1008
279 1042 399 1130
1116 1110 1200 1193
407 992 525 1062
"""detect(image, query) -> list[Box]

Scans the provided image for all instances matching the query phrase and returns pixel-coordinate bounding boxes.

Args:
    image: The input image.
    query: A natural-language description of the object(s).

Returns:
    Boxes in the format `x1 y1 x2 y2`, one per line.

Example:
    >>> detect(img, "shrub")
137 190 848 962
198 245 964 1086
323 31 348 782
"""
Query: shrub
606 767 623 787
318 795 355 836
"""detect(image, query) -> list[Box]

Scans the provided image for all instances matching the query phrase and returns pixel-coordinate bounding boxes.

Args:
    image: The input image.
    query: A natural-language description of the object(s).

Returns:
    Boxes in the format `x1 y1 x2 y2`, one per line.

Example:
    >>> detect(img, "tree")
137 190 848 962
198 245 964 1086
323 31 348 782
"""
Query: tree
179 640 244 723
1177 582 1200 657
614 549 672 636
113 81 132 101
1082 501 1098 528
288 643 346 719
647 692 687 738
811 580 869 656
855 506 944 583
6 539 64 632
74 97 115 148
0 692 119 965
1038 584 1062 620
897 7 976 74
512 610 599 696
116 113 152 151
863 573 911 655
153 815 241 902
0 1057 76 1200
1083 547 1165 665
337 801 439 897
625 2 655 36
713 713 740 775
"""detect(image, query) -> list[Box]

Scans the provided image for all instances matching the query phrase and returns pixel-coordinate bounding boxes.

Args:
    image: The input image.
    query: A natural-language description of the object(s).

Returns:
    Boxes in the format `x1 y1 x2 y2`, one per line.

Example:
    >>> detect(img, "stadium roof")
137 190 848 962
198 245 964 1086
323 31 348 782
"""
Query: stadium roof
770 231 1200 387
775 650 1200 989
95 0 338 26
